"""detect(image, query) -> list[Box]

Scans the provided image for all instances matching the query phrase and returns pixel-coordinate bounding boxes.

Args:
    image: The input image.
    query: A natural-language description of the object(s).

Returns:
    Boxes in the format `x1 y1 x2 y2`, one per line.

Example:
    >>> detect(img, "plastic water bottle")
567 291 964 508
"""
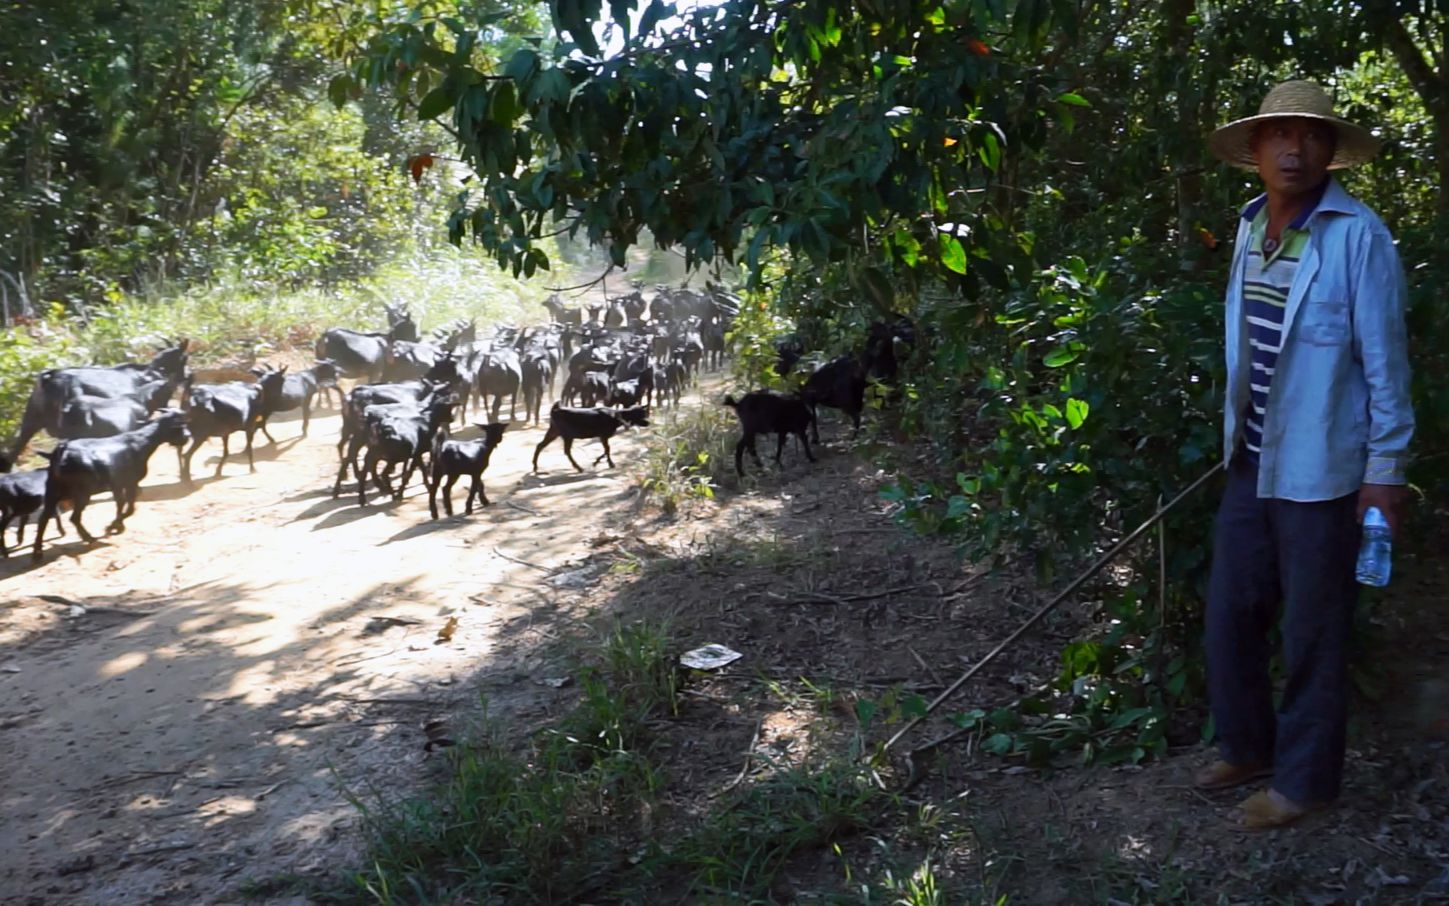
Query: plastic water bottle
1355 507 1392 587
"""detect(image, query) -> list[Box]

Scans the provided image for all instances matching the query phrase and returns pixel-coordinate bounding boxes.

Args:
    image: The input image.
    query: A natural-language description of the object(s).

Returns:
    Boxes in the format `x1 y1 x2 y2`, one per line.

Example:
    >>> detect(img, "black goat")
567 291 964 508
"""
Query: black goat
723 392 816 476
180 369 287 483
533 404 650 472
428 422 508 518
520 351 554 426
355 396 457 505
255 360 339 438
31 410 191 562
0 467 61 557
316 308 415 384
475 346 522 421
800 355 866 442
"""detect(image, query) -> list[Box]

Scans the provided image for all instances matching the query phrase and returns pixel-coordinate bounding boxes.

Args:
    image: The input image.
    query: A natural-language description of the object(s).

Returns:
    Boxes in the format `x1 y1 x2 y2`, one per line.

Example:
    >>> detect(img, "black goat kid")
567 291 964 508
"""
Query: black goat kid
0 468 61 557
723 392 816 477
532 405 649 473
428 422 508 518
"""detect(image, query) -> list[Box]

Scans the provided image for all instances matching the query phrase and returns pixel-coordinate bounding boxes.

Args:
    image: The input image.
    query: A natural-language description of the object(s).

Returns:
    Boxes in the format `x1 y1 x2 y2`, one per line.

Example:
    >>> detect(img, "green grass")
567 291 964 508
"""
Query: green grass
635 401 742 513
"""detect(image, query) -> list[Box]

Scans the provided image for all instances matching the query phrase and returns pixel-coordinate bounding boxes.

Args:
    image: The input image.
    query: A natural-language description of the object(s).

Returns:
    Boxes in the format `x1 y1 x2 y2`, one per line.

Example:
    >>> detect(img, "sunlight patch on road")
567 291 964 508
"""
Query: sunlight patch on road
100 650 148 677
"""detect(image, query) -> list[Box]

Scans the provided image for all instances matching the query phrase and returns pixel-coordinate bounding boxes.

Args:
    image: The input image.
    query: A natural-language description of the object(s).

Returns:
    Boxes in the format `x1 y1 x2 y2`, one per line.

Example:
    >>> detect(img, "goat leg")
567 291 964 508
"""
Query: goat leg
532 431 555 472
372 458 395 500
427 471 442 520
746 434 765 471
774 431 789 468
71 496 97 544
562 437 584 472
244 428 258 472
594 437 615 469
216 434 230 478
32 500 61 563
358 451 378 506
107 482 127 535
396 456 423 501
467 474 488 513
260 421 278 445
799 430 817 462
181 439 201 485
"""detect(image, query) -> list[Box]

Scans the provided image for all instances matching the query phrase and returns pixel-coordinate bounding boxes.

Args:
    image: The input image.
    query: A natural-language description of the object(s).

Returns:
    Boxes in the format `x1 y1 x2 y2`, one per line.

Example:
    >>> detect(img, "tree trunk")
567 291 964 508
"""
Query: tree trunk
1384 17 1449 227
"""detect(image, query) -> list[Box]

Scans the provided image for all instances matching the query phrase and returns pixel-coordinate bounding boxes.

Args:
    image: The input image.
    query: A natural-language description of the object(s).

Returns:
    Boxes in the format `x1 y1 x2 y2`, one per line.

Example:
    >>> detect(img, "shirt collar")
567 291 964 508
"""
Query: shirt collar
1240 177 1338 228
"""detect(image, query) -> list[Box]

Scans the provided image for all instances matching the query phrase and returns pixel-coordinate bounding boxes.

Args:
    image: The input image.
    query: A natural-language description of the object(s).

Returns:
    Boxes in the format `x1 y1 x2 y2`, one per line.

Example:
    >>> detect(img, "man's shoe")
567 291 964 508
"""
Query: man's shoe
1238 788 1316 829
1193 760 1273 791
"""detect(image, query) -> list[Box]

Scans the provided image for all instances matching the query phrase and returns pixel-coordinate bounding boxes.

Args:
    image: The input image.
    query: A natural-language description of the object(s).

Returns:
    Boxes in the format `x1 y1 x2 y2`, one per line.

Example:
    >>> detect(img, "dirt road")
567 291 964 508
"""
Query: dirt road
0 396 666 904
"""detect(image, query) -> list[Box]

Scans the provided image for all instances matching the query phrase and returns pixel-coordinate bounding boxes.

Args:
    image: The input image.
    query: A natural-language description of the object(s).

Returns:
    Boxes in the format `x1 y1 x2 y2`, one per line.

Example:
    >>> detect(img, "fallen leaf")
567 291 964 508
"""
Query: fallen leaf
435 616 459 643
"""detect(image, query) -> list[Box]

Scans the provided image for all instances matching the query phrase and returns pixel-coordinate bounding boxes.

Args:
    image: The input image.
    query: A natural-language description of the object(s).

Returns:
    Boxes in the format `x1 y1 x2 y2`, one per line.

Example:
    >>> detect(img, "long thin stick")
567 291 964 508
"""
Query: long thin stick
880 462 1223 755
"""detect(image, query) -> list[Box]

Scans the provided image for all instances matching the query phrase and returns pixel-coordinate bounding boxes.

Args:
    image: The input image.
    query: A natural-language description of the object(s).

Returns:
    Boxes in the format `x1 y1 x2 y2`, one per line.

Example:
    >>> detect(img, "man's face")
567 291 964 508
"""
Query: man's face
1252 117 1336 196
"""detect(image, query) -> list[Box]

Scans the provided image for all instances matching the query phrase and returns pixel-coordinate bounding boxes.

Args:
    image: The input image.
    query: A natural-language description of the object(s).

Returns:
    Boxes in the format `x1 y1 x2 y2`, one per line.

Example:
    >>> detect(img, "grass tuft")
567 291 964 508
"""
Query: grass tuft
636 402 741 513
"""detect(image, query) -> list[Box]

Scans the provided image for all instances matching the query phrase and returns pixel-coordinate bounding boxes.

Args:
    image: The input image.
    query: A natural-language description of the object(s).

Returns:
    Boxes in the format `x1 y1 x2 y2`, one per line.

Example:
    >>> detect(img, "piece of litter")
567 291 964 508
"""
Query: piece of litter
1 665 20 674
66 606 86 618
680 644 742 671
547 564 604 589
536 677 571 689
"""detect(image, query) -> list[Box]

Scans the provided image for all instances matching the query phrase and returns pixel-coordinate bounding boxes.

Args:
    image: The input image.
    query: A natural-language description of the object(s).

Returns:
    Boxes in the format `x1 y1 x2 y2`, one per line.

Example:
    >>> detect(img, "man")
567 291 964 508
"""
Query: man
1197 80 1414 828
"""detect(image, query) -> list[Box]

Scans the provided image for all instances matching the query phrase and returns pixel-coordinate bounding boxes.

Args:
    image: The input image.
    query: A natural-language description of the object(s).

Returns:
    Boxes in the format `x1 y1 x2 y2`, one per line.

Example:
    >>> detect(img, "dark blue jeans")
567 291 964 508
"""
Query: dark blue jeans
1205 456 1360 804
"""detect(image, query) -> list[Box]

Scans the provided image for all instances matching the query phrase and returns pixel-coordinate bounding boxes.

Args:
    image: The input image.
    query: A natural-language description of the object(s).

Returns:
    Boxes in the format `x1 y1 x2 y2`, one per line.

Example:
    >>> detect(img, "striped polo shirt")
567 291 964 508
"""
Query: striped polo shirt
1239 183 1326 460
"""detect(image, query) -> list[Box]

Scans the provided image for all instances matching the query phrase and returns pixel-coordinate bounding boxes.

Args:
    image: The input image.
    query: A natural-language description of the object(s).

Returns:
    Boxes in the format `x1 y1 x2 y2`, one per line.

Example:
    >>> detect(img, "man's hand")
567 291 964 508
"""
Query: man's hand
1358 483 1409 539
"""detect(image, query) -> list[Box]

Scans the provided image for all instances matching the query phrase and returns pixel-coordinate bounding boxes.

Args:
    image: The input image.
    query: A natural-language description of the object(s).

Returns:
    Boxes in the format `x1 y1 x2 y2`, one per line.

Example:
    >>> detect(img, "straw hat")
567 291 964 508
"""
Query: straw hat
1208 80 1380 170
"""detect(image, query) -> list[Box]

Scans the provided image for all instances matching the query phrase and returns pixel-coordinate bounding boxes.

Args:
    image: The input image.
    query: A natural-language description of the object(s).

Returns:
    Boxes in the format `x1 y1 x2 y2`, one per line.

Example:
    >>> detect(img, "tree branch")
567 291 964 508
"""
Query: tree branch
1385 17 1449 121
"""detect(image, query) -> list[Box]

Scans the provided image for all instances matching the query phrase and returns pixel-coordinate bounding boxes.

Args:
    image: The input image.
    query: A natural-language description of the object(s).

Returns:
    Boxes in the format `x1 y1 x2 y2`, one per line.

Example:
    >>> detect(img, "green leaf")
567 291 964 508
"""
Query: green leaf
327 74 355 109
1043 346 1080 368
939 233 967 274
417 85 455 121
1056 92 1091 107
981 732 1014 755
855 698 878 728
504 48 540 85
1064 397 1089 429
638 0 671 36
490 81 518 126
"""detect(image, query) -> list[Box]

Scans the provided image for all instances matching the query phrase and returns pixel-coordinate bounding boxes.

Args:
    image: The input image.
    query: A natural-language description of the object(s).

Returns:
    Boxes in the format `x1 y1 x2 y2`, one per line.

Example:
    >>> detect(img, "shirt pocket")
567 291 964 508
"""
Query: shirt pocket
1298 297 1350 346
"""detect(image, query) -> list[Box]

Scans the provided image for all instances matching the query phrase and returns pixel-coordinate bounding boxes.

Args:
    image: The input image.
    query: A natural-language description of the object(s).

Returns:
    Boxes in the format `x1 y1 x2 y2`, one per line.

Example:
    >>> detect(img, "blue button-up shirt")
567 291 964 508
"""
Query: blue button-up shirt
1222 177 1414 500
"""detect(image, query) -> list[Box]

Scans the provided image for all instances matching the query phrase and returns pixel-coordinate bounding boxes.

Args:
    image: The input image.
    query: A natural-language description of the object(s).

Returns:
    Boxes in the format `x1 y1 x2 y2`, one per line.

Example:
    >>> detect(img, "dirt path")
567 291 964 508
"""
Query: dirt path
0 391 673 904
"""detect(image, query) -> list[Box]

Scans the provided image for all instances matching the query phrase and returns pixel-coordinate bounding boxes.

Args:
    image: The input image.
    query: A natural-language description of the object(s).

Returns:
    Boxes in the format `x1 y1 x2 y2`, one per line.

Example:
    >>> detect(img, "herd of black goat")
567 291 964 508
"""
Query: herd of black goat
0 282 915 565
